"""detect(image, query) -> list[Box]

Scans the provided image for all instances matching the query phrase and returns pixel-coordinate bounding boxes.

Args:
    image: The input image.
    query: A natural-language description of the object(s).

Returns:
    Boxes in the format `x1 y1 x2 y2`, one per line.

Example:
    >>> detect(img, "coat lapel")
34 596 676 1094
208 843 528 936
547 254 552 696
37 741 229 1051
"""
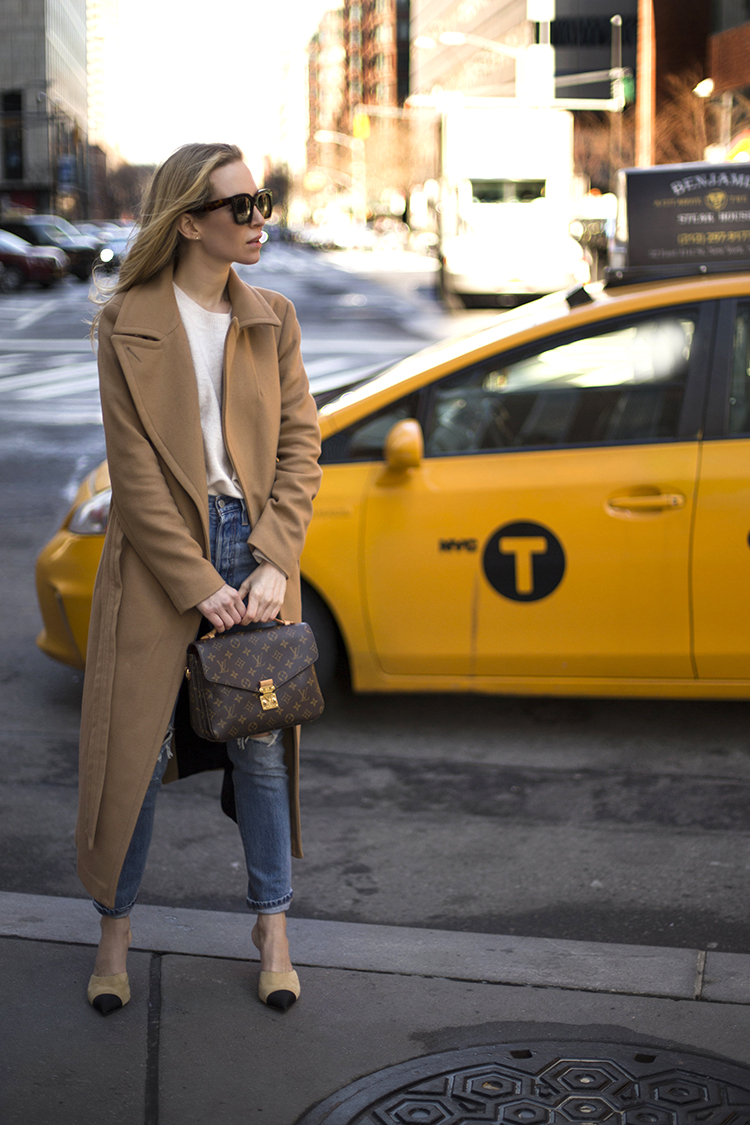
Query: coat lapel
108 266 283 541
110 268 207 523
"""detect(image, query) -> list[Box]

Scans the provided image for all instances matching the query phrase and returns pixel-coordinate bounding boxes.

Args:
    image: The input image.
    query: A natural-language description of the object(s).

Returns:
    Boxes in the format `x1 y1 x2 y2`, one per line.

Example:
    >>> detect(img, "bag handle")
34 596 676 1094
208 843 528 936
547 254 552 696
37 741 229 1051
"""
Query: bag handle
199 617 293 642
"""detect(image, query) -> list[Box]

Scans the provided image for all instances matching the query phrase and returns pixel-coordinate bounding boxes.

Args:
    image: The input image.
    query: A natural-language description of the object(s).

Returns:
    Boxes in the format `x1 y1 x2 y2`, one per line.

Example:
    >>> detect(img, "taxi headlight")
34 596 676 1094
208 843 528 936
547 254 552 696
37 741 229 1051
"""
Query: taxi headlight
68 489 111 535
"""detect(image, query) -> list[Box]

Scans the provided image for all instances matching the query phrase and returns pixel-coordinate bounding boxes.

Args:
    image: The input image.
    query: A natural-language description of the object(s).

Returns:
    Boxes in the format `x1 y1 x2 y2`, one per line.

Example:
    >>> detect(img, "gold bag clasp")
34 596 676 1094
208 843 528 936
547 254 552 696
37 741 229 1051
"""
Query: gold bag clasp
259 679 279 711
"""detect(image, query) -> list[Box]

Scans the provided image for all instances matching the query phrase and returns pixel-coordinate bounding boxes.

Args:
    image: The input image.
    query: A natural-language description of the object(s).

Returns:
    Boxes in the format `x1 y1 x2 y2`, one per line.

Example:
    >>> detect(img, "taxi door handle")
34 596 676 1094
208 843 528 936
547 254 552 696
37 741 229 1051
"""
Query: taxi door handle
607 492 686 513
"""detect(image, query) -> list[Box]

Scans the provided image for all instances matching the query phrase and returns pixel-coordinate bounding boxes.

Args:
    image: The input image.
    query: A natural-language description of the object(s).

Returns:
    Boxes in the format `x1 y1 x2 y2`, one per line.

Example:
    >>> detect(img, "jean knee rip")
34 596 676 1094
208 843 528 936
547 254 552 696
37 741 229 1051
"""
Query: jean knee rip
229 730 286 774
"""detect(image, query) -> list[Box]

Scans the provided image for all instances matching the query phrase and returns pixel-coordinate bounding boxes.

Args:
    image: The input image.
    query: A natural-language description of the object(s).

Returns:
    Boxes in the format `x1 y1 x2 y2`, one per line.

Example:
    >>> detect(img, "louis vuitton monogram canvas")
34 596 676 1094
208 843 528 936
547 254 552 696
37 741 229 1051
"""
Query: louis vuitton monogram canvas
187 622 324 741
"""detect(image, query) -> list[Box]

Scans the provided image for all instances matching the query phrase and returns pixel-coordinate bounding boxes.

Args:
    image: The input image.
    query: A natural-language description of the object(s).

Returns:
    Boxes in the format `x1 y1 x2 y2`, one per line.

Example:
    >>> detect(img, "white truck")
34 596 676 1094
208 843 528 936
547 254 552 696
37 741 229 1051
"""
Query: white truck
437 99 590 307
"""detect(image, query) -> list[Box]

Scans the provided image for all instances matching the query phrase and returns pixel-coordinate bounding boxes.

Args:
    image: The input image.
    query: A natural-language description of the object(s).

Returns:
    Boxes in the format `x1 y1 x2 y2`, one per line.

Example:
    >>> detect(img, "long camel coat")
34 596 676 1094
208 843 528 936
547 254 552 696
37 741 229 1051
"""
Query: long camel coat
76 264 322 908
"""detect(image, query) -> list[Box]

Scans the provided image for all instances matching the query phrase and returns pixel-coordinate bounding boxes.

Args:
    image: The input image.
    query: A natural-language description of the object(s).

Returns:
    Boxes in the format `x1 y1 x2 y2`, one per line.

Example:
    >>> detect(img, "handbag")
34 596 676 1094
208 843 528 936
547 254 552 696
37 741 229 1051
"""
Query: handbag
186 619 324 741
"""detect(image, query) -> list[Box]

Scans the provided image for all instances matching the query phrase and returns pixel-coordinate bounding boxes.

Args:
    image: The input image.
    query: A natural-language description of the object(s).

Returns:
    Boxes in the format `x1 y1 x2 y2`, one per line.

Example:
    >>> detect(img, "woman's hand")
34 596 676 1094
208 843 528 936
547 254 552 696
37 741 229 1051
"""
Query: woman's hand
238 562 288 623
196 583 247 632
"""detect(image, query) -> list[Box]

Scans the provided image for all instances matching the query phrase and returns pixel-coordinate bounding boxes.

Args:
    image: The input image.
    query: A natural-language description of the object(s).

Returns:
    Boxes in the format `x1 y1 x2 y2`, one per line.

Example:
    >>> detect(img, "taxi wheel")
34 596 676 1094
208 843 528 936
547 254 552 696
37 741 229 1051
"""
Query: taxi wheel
301 582 348 693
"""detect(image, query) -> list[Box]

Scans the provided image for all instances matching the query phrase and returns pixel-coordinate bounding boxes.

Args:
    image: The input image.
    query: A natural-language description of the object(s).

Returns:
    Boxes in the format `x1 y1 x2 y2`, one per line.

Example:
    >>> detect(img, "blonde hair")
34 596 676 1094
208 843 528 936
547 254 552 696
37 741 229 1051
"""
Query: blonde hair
90 142 243 336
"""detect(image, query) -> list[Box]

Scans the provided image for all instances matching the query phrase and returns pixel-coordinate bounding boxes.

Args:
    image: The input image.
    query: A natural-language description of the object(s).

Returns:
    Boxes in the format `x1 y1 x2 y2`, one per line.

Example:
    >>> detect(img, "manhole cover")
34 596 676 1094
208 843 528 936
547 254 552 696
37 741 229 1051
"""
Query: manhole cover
295 1041 750 1125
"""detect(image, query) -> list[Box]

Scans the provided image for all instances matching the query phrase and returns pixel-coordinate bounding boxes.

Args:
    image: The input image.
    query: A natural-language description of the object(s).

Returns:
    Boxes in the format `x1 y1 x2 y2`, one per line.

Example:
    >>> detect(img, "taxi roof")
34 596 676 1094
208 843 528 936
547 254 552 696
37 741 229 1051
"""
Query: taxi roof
318 270 750 439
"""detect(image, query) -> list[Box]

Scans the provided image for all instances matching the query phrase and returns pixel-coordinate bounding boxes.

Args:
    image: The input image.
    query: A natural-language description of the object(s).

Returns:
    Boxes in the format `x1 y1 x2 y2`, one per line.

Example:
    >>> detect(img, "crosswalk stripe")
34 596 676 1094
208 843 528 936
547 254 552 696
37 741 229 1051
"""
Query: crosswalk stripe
15 374 100 400
0 339 92 352
0 353 388 405
0 337 418 356
0 361 97 393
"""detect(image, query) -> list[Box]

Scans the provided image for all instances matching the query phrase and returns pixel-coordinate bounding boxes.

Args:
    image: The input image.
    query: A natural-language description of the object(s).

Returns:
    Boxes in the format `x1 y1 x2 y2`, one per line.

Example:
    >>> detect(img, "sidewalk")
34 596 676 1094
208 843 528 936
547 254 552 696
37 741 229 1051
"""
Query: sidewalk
3 890 750 1125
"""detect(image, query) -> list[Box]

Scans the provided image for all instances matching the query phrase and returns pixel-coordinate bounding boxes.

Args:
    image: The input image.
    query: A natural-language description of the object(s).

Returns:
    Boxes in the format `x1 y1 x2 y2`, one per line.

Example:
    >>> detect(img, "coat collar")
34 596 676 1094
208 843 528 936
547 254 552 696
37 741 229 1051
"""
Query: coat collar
112 263 282 338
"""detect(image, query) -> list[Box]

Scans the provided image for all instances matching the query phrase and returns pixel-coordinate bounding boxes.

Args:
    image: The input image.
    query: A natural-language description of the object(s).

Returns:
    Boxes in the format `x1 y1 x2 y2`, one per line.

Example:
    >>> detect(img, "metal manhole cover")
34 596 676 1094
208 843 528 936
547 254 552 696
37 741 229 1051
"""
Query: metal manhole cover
294 1041 750 1125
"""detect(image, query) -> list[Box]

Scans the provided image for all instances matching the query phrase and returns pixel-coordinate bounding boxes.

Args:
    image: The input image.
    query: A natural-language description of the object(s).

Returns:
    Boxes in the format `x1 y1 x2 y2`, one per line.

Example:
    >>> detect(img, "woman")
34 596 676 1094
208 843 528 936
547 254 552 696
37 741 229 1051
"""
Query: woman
78 143 322 1016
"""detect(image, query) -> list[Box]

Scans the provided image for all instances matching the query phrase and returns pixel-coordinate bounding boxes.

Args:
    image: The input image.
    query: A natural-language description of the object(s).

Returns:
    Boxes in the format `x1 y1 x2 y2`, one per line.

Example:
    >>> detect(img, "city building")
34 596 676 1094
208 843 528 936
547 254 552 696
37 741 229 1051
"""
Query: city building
0 0 89 215
86 0 118 154
410 1 638 100
710 0 750 93
307 9 347 175
340 0 411 133
410 0 528 98
707 1 750 158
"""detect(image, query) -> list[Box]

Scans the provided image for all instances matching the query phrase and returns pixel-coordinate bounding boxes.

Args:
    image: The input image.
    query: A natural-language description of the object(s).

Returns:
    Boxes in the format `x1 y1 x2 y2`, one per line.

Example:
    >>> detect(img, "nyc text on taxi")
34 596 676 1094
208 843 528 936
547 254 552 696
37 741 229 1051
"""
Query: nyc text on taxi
35 164 750 700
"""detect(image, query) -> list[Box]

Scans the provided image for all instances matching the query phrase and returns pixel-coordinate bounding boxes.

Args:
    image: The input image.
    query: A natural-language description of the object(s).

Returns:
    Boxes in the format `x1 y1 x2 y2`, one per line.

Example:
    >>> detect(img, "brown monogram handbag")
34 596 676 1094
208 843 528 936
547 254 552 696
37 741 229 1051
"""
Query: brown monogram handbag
186 620 324 741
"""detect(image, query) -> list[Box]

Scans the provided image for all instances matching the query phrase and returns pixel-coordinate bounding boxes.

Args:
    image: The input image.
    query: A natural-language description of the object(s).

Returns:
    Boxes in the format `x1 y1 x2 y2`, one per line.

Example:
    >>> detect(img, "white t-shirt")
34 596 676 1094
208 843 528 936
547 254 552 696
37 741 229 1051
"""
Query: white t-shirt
173 283 284 576
173 283 241 498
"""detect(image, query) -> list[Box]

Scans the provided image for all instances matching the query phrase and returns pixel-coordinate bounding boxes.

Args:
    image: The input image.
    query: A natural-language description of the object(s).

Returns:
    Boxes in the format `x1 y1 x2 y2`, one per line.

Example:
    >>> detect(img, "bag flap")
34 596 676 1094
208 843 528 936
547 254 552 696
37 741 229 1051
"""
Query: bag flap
188 622 318 693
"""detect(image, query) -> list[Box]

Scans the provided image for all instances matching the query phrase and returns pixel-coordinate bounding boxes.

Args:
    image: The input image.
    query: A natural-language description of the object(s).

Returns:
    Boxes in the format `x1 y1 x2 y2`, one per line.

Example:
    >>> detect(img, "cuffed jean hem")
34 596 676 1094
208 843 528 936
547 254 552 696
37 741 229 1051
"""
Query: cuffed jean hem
92 897 136 920
248 891 293 914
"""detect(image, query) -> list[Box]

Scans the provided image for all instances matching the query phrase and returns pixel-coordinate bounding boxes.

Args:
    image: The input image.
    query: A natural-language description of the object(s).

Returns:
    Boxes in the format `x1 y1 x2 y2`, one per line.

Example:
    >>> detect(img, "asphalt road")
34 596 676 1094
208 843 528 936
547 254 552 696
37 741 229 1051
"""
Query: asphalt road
2 246 750 956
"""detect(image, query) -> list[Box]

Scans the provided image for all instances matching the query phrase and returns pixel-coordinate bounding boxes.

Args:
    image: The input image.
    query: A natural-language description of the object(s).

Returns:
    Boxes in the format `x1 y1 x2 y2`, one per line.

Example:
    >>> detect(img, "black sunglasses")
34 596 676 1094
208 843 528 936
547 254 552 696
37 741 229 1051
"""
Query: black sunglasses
195 188 273 224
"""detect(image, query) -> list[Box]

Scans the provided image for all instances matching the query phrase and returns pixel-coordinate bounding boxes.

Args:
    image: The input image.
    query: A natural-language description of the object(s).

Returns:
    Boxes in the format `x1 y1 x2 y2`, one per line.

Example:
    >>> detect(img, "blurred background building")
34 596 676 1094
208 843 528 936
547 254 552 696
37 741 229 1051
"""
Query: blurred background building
0 0 89 215
304 0 750 228
0 0 748 222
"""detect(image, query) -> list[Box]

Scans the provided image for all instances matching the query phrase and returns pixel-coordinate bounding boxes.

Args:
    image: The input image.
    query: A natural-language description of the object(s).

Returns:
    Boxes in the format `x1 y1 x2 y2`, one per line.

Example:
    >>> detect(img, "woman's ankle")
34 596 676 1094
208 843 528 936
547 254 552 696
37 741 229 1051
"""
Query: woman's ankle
252 914 292 972
93 915 132 976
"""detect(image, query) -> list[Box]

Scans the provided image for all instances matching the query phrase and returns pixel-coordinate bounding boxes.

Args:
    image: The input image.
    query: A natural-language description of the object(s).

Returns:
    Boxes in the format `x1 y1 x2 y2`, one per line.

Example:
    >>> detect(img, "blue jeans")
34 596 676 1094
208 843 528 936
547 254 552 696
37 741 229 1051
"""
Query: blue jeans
94 496 293 919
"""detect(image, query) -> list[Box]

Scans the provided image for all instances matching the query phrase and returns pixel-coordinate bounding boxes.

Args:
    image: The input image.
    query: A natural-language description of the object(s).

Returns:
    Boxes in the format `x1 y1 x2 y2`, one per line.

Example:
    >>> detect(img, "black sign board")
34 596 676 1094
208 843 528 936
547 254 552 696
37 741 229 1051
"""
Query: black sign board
621 162 750 270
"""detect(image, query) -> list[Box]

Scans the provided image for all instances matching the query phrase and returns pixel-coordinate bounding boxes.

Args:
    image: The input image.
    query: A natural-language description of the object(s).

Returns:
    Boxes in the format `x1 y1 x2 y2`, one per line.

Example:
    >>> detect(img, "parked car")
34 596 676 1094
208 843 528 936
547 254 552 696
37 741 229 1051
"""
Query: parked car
0 229 68 290
0 214 103 280
34 262 750 699
74 220 122 241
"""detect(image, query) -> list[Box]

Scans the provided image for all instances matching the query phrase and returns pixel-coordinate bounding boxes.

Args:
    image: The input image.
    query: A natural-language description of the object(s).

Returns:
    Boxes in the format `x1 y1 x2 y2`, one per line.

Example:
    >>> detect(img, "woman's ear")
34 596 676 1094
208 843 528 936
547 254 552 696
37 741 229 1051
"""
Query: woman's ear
177 212 201 241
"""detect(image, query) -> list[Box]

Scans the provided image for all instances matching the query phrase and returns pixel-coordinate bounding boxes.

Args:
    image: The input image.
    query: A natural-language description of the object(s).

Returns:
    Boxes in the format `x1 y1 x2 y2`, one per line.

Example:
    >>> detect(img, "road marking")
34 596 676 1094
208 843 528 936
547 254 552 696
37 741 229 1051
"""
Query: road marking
0 336 417 355
0 355 29 375
13 298 63 331
0 361 98 392
15 373 99 399
0 338 92 352
305 356 367 378
302 339 419 355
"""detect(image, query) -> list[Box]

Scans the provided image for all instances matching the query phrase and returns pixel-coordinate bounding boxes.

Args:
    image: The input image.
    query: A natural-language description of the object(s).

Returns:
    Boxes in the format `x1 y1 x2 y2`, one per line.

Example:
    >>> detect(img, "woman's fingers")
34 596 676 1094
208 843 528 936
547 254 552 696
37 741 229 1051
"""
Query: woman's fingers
195 583 245 632
239 563 287 623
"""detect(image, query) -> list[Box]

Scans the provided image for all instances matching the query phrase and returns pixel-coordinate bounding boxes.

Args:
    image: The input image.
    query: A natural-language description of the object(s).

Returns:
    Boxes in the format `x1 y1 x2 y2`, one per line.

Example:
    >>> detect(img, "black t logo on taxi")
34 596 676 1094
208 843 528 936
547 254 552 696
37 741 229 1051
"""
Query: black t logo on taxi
483 521 566 602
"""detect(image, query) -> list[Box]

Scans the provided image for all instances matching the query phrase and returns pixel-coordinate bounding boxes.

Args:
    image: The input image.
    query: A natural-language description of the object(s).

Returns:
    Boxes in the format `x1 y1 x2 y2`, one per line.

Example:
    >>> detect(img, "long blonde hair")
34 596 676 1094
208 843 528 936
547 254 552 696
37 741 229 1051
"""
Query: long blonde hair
90 142 243 336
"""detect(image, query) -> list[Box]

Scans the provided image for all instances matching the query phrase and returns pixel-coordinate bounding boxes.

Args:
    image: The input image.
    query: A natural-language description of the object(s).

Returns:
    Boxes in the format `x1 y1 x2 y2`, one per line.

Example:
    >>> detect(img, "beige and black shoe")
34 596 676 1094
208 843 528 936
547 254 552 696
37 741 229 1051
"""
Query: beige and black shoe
258 970 300 1012
87 972 131 1016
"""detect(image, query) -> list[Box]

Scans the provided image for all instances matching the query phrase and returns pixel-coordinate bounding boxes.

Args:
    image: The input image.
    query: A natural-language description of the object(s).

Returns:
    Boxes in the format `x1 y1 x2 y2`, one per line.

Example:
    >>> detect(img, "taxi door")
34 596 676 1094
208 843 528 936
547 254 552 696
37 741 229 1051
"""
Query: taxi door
692 299 750 680
363 304 713 683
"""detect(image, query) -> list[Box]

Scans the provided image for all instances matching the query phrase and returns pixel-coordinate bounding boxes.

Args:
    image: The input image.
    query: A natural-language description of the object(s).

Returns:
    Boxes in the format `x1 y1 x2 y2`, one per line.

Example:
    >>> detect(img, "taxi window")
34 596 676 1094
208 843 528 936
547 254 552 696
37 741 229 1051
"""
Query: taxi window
728 305 750 435
319 394 420 463
424 313 697 455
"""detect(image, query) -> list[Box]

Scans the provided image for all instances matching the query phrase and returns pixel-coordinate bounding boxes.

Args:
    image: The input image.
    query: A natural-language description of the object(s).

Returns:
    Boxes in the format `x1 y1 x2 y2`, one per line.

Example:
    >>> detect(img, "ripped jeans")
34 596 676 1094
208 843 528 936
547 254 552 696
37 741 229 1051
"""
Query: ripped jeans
93 496 293 919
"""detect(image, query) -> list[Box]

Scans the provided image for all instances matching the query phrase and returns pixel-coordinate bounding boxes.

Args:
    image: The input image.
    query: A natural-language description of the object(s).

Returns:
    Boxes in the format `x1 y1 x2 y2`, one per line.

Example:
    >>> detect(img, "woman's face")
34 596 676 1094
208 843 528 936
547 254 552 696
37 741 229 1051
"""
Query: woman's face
190 160 266 267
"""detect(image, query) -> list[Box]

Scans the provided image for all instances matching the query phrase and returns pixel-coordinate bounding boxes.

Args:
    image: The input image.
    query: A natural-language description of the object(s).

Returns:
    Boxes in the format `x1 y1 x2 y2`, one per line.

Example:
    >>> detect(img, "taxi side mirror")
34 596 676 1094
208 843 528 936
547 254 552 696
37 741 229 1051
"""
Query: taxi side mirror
384 419 423 471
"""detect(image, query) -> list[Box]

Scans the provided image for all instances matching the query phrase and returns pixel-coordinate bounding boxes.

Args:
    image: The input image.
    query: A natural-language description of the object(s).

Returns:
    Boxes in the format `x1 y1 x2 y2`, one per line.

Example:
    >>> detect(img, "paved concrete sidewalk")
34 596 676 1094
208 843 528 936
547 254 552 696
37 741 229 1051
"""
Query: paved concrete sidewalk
2 891 750 1125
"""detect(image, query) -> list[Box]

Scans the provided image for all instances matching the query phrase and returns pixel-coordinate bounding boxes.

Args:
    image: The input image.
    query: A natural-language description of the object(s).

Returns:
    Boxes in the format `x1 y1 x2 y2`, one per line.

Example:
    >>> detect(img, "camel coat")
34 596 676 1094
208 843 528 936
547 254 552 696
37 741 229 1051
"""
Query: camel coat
76 265 322 908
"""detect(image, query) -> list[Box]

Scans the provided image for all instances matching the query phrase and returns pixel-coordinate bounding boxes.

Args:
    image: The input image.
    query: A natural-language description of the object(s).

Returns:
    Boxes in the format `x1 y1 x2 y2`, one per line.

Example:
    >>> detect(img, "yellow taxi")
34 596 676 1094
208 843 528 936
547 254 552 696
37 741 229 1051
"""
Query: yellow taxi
35 164 750 699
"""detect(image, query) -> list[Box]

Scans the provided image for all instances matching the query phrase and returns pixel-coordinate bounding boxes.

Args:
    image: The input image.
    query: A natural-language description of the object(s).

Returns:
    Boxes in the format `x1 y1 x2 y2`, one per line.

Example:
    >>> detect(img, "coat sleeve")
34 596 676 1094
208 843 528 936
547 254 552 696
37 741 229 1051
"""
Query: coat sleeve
246 301 322 578
98 304 224 614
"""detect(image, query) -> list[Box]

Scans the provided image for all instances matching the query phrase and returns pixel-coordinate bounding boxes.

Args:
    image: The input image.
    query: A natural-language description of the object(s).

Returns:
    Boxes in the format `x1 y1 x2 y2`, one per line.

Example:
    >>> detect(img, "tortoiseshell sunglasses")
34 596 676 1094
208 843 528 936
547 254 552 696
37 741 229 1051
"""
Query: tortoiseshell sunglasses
194 188 273 224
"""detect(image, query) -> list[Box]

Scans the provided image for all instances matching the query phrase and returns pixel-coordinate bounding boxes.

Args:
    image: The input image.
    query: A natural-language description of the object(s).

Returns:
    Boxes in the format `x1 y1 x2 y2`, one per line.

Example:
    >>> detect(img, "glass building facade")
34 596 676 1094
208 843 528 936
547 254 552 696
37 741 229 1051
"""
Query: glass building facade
0 0 88 213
